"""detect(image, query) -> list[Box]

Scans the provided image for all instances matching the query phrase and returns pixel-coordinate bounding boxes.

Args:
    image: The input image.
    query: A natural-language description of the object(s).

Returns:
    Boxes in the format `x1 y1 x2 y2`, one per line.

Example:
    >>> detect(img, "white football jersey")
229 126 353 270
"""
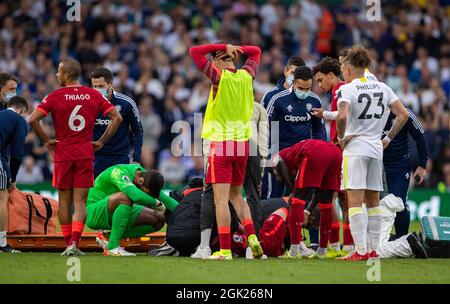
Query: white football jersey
364 68 378 81
337 77 399 160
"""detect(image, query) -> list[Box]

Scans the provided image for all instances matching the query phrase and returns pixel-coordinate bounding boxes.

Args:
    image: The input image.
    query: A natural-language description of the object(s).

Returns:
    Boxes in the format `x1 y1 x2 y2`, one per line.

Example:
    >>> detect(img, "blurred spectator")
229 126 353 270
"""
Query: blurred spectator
16 156 43 184
158 153 187 186
185 156 204 180
438 162 450 192
140 95 162 152
396 78 419 114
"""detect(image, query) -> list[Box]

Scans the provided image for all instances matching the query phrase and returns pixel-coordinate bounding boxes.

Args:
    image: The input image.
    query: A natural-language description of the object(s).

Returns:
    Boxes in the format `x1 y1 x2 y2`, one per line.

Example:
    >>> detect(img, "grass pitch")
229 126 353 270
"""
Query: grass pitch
1 254 450 284
1 221 449 284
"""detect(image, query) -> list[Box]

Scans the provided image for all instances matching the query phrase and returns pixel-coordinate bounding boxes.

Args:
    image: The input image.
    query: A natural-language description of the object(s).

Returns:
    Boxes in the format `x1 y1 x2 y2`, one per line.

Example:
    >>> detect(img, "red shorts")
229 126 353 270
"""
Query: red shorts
53 159 94 190
294 145 342 191
259 213 287 257
205 141 249 186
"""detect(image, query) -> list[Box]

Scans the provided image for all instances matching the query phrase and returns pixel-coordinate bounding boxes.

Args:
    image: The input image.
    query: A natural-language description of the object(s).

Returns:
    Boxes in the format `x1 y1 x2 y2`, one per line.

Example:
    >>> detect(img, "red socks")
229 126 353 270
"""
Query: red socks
288 198 305 245
319 203 333 248
330 222 341 244
343 223 353 246
69 221 85 246
218 226 231 250
61 224 72 246
242 218 256 237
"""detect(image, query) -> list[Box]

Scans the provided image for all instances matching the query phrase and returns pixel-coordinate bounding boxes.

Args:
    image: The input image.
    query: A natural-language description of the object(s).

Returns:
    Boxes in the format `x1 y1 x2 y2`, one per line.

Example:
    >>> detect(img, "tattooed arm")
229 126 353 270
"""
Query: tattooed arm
336 101 350 148
382 99 409 149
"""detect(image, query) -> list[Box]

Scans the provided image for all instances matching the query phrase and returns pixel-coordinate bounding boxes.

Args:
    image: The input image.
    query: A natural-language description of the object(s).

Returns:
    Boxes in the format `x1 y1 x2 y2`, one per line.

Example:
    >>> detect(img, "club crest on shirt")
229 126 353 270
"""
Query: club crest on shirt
287 105 293 112
306 103 312 111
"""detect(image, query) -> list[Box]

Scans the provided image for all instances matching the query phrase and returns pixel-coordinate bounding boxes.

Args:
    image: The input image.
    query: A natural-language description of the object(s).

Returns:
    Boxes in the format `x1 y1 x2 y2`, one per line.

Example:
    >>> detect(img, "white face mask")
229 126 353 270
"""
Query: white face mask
294 88 309 100
96 87 108 98
286 75 294 86
1 89 16 102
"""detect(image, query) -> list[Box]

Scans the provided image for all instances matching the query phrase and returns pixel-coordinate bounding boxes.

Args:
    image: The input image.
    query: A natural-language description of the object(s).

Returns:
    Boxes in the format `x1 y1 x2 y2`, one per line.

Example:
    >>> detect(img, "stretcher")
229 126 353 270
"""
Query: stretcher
7 232 166 252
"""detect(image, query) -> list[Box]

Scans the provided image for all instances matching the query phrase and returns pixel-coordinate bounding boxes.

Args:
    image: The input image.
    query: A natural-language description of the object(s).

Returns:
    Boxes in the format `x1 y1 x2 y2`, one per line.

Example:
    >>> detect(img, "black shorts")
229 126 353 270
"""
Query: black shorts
166 233 200 257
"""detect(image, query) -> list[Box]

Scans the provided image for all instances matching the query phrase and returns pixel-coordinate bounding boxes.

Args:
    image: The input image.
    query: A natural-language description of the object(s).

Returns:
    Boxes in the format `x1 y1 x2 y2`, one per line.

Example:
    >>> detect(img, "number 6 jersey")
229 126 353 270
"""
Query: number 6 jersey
337 77 399 160
36 85 114 161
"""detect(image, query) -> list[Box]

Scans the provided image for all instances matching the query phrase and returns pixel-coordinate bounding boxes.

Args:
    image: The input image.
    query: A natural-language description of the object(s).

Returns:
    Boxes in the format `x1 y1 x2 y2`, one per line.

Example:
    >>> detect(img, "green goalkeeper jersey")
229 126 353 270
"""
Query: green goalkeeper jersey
87 164 178 211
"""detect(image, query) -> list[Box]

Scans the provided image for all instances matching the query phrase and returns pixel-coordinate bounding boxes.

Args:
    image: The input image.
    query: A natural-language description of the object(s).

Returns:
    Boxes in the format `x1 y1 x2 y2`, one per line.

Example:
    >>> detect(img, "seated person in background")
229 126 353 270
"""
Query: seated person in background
87 164 179 256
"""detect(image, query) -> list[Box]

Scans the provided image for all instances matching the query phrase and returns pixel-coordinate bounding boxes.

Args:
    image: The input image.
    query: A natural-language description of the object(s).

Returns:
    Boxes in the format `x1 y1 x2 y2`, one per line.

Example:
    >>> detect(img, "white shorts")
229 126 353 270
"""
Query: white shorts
341 155 383 191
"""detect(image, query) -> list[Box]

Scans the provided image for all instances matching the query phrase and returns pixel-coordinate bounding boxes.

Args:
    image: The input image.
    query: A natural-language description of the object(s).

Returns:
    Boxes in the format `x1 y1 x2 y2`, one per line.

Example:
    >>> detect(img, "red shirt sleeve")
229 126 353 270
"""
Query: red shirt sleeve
37 93 56 116
189 44 227 84
241 45 261 78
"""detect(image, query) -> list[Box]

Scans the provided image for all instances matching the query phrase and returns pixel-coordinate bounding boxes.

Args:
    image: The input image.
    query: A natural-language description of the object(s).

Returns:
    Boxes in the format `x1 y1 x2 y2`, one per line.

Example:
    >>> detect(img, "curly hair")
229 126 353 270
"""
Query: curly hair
312 57 341 76
345 45 371 69
338 46 353 59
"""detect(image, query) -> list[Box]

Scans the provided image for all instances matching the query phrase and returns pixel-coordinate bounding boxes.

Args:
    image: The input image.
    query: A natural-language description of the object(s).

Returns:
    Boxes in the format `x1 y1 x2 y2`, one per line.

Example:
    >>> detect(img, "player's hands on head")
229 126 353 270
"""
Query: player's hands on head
225 44 243 60
311 108 325 118
414 166 426 184
45 139 58 153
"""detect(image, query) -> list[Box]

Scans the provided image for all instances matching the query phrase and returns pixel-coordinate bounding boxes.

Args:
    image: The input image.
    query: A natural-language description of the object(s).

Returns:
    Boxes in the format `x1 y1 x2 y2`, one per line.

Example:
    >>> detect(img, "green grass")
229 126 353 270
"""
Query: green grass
1 254 449 284
1 221 449 284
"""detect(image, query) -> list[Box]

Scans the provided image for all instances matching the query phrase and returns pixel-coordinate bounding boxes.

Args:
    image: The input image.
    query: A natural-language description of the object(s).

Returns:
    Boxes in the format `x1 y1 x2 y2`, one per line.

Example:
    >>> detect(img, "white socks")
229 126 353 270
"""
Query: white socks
343 245 354 252
318 247 327 256
289 244 300 256
349 207 367 255
330 242 341 251
0 231 6 247
299 242 308 251
367 207 382 253
199 229 212 249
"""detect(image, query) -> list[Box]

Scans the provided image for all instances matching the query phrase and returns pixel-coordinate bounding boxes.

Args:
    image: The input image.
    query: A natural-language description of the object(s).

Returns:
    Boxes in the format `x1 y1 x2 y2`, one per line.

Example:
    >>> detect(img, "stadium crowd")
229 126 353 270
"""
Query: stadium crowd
0 0 449 190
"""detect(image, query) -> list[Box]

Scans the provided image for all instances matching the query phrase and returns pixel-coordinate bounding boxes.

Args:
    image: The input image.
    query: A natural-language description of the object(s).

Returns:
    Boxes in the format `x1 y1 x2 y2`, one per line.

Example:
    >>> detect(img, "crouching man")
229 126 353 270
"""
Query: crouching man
86 164 179 256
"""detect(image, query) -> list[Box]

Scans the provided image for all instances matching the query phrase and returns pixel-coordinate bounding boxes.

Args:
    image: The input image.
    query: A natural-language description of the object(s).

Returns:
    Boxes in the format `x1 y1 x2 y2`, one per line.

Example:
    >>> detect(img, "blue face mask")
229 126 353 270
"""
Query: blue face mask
5 92 16 101
97 88 108 98
286 75 294 87
294 89 309 100
2 91 16 102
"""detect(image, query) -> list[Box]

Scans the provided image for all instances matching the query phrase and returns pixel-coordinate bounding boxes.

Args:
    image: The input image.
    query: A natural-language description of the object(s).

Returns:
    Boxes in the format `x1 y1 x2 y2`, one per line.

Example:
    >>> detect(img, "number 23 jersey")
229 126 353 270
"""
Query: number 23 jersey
337 78 399 160
37 85 114 161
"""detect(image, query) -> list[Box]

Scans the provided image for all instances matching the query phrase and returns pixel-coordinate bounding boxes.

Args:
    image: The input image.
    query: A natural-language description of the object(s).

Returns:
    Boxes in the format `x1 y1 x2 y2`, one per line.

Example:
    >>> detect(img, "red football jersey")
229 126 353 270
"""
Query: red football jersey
278 139 336 175
330 81 346 144
37 85 114 161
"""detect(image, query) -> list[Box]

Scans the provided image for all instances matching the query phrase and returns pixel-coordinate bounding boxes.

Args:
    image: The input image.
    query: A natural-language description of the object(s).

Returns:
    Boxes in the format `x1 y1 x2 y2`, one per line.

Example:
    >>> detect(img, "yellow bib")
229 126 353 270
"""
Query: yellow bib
202 69 254 141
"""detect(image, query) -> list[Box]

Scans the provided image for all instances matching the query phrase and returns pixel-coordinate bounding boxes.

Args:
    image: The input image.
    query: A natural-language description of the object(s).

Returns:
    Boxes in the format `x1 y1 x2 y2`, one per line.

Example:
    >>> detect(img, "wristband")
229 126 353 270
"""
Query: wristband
384 136 392 144
323 111 338 120
304 210 311 216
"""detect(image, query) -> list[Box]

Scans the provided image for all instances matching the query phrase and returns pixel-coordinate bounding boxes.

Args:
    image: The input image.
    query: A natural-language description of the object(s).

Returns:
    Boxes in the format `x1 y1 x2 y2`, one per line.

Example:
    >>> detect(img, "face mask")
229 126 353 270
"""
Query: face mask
2 90 16 102
294 89 309 100
97 88 108 98
286 75 294 86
